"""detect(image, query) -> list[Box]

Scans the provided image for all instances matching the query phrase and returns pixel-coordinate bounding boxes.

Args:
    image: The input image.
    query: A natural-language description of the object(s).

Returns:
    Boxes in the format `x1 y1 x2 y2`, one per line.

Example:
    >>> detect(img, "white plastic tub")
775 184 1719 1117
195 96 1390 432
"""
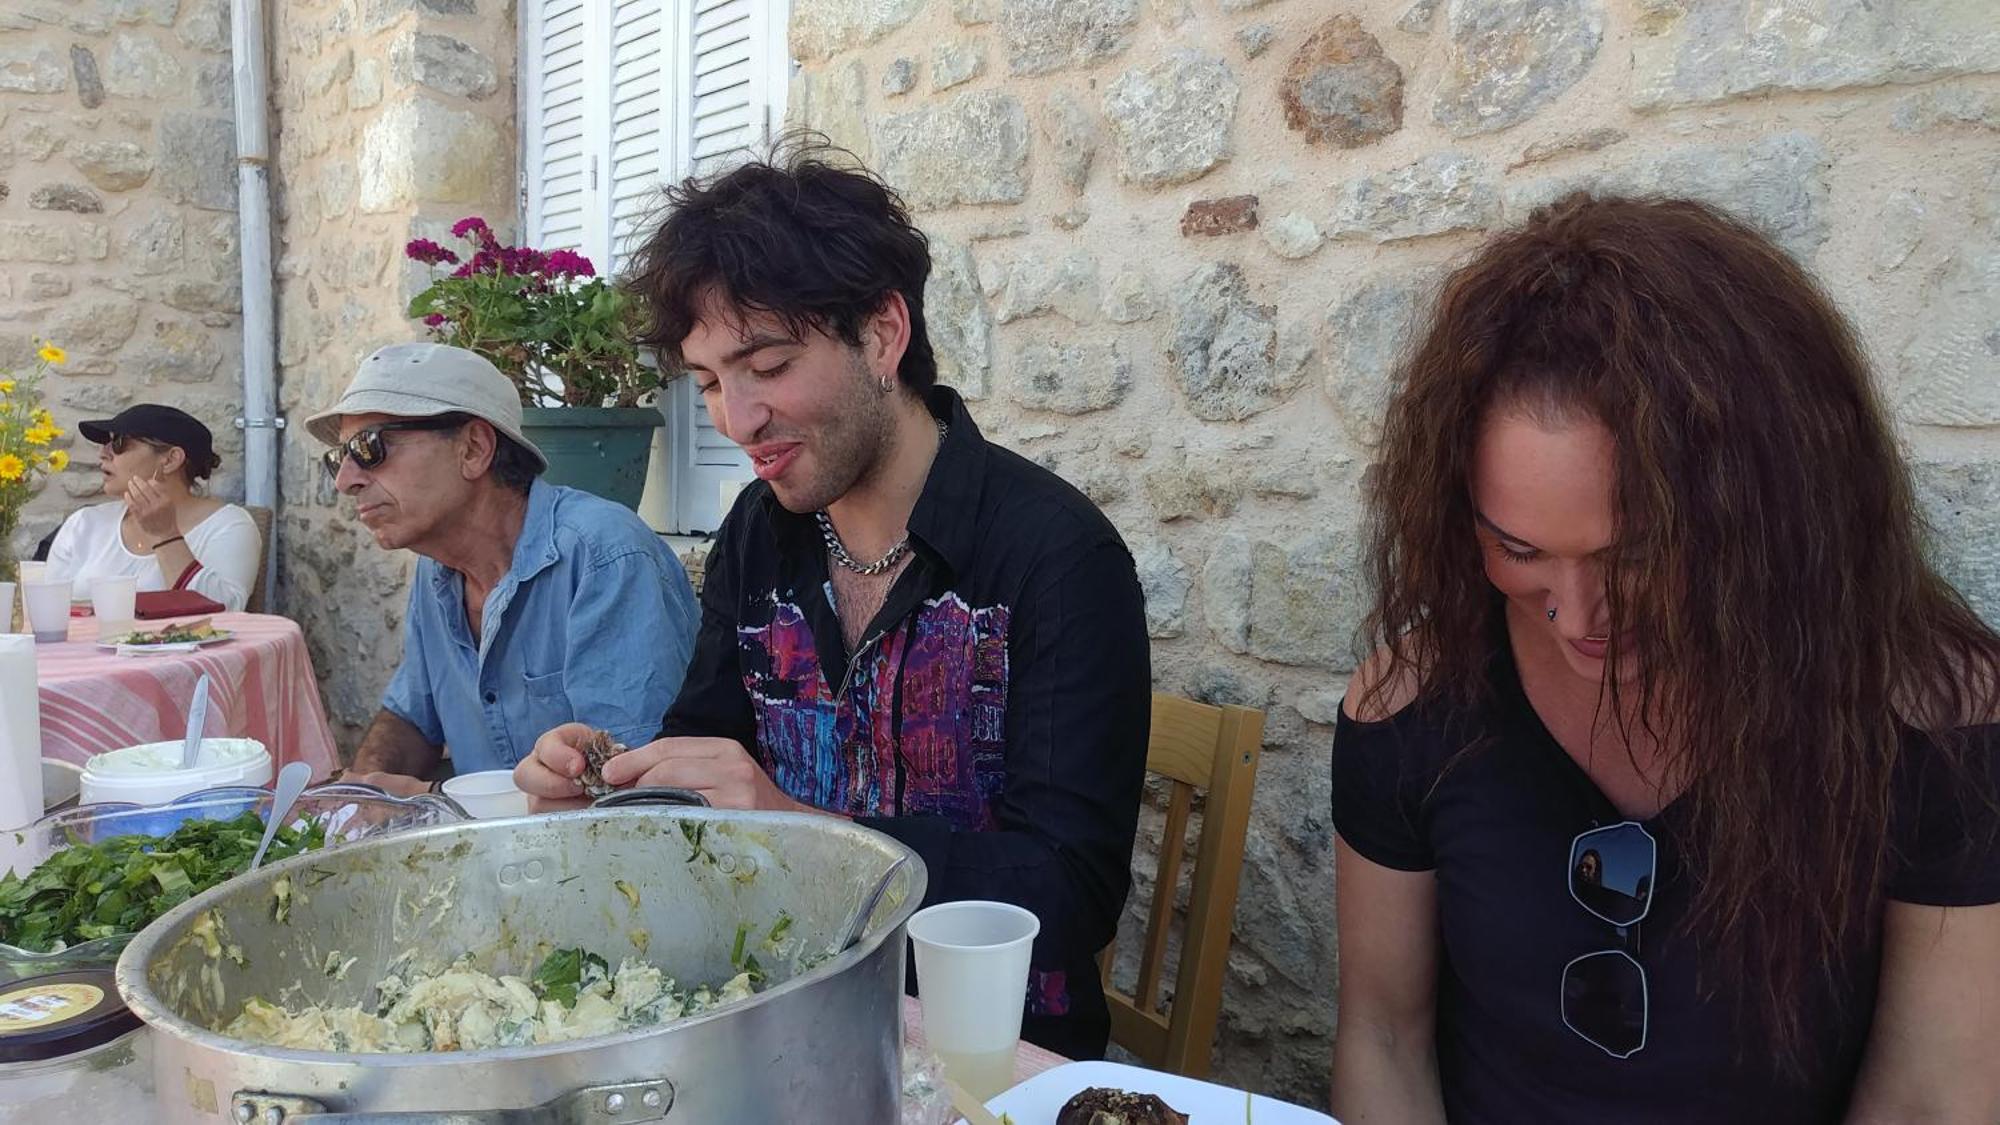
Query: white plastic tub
79 740 273 807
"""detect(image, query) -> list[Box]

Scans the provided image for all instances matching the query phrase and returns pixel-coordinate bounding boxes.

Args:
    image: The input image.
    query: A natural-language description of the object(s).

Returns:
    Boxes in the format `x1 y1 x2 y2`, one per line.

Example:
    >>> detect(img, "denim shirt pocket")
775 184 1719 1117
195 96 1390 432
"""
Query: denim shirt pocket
503 669 574 760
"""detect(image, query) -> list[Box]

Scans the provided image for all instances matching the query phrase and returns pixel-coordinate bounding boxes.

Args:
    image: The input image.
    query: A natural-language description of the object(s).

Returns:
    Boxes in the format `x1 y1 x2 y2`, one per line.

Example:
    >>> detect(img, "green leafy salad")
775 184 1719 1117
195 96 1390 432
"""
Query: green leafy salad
0 811 326 952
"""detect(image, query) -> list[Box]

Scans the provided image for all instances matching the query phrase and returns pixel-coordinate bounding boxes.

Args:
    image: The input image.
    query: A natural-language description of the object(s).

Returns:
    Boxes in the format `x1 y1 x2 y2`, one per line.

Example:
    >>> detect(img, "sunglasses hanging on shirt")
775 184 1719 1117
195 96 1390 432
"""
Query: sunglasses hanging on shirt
1562 820 1656 1059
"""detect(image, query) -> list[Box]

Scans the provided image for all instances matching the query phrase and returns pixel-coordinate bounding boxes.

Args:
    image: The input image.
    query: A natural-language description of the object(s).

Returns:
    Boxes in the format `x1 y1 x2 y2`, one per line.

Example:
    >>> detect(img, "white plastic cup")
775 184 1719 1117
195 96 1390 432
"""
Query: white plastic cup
89 575 138 639
908 900 1041 1101
21 579 71 643
440 769 532 818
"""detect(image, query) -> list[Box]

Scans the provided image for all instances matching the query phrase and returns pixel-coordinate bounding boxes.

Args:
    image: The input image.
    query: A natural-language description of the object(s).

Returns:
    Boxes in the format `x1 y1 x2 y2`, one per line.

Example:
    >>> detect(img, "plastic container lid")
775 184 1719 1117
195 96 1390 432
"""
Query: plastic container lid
79 739 272 807
0 970 142 1064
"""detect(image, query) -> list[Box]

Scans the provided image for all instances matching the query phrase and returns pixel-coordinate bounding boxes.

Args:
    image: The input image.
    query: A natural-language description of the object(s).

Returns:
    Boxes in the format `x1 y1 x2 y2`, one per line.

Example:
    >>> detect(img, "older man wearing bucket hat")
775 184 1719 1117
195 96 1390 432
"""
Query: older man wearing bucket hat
305 342 699 795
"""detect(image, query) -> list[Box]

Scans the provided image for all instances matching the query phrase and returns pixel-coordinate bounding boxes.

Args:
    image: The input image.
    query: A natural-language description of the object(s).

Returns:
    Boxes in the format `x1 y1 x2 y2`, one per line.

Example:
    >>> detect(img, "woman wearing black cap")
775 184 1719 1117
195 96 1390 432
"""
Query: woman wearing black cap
44 404 261 612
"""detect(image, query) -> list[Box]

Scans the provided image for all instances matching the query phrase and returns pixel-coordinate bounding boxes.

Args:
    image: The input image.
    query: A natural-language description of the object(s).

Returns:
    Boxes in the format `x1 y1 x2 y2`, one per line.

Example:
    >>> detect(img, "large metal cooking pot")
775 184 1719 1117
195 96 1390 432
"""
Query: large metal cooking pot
114 793 926 1123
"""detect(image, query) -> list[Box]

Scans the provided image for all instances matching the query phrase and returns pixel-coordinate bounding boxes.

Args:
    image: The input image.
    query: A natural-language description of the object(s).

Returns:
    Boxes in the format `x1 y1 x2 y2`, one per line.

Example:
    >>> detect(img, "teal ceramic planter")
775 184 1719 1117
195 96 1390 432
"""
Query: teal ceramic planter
519 406 664 511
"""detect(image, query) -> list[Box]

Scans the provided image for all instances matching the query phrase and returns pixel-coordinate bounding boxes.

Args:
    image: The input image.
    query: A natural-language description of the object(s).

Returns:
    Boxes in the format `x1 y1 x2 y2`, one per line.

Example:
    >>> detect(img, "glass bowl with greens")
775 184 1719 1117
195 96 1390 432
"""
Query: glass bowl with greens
0 784 466 982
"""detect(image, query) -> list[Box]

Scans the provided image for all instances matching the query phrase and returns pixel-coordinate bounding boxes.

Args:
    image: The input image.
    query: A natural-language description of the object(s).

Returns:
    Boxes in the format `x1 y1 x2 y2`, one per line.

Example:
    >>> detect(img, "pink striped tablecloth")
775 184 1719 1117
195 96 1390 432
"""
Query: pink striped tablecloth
902 995 1067 1083
34 612 340 781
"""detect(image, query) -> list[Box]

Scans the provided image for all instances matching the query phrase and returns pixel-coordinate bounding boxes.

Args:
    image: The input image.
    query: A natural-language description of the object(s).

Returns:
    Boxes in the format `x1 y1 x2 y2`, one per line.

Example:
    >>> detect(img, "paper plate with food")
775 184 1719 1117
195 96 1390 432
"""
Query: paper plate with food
98 617 235 654
961 1061 1338 1125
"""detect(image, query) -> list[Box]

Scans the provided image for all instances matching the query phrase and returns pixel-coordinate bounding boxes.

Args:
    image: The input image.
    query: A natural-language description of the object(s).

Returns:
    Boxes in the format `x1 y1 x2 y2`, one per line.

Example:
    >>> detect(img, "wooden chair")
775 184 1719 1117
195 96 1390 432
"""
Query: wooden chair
244 505 273 614
1101 692 1264 1079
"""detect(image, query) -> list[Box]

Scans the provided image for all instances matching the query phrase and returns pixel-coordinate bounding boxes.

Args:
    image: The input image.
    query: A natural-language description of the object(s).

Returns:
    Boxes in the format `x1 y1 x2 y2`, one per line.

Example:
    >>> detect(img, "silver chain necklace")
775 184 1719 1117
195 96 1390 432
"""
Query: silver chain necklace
816 419 947 577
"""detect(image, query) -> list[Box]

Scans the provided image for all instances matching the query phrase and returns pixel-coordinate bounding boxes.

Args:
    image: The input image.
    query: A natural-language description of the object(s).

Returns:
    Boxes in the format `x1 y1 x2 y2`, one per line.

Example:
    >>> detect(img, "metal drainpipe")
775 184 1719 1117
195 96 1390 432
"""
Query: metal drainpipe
229 0 282 608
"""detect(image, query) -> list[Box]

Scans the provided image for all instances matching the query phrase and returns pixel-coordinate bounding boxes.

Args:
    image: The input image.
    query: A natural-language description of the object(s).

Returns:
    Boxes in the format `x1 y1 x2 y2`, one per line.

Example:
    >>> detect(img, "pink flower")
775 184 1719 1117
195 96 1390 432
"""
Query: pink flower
404 238 459 266
422 313 447 327
544 249 596 278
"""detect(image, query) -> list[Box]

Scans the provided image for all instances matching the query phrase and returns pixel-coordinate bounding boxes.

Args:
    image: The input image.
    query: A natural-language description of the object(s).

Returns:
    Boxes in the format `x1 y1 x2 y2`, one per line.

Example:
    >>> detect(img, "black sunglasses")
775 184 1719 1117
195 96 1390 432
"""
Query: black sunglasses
106 434 173 455
1562 821 1655 1058
320 417 465 480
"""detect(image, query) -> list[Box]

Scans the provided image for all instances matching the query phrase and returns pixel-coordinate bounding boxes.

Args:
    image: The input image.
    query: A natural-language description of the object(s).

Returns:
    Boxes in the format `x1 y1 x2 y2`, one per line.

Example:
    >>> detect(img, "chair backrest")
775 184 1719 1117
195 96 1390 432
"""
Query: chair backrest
1102 692 1264 1078
245 505 273 614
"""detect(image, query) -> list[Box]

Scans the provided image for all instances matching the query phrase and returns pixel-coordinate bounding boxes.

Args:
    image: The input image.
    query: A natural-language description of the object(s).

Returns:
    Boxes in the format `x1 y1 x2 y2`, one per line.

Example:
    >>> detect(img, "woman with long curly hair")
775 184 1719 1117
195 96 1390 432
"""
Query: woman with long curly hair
1328 194 2000 1123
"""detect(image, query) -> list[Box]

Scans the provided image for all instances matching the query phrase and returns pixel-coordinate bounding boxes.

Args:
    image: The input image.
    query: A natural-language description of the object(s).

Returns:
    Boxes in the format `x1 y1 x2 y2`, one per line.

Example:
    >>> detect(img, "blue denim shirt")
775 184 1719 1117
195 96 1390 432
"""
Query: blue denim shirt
382 480 698 774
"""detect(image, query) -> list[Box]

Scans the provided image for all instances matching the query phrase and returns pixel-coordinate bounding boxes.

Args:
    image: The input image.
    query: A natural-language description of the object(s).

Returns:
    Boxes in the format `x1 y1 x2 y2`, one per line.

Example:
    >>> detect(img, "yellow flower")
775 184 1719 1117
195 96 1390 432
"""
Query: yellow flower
0 380 13 394
37 343 65 366
0 454 23 482
48 449 69 472
31 408 52 428
24 424 53 446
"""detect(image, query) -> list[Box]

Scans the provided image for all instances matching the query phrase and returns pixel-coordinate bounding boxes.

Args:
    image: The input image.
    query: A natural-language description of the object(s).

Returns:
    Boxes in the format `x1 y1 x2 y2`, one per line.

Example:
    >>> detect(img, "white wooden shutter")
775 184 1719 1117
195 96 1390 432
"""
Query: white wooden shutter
523 0 790 533
522 0 594 255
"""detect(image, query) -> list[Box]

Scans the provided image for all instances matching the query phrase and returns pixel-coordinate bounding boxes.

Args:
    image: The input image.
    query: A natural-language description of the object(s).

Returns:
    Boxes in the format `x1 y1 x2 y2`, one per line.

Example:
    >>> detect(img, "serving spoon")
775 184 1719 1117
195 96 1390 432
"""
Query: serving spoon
249 761 313 871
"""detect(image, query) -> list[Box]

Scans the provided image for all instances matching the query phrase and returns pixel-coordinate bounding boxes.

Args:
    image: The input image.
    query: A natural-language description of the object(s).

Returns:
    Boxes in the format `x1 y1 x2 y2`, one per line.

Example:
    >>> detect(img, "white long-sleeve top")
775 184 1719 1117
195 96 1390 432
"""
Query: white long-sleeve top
46 500 261 612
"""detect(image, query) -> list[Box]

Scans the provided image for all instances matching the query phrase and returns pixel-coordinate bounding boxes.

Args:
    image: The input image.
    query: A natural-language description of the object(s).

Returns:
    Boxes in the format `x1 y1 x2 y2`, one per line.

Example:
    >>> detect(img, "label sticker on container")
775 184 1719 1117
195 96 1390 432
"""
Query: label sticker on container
0 982 103 1030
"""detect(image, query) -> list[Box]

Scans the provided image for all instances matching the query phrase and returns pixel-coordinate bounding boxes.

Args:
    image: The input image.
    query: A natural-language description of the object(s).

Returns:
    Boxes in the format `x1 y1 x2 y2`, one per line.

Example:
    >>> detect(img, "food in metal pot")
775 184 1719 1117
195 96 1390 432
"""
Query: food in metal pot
1055 1088 1191 1125
220 946 757 1053
0 812 325 953
579 729 624 798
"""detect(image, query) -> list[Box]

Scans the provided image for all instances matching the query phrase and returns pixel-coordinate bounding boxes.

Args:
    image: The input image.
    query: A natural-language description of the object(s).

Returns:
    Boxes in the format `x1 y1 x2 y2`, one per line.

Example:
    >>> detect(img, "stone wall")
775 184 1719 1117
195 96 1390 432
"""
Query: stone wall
788 0 2000 1103
0 0 248 552
266 0 514 743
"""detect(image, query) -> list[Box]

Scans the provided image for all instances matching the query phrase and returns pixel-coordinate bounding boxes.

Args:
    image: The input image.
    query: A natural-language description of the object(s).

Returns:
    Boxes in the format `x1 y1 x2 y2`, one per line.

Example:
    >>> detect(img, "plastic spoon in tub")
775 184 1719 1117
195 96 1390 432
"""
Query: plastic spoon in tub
836 854 910 954
179 672 212 768
249 761 313 871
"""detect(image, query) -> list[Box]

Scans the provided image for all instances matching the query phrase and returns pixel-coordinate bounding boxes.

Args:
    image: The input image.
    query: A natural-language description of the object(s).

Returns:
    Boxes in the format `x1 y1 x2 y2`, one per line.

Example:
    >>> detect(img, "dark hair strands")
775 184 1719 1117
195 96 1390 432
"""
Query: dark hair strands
1362 192 2000 1076
621 130 938 392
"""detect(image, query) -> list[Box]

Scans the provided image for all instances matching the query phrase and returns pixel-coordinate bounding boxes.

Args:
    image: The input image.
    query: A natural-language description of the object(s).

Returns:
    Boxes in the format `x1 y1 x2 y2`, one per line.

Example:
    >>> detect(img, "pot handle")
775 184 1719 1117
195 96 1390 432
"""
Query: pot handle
231 1079 673 1124
591 786 711 809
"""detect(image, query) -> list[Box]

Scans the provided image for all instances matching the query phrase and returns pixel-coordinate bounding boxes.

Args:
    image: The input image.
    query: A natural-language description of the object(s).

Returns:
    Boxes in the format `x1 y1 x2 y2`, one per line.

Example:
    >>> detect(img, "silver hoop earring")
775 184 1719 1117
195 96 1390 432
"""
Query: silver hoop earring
1546 607 1557 622
879 375 893 394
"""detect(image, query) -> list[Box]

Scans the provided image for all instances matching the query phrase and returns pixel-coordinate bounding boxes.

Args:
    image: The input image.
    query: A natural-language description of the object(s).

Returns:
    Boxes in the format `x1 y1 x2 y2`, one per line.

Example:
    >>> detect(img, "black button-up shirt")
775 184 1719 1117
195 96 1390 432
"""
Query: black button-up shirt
661 386 1151 1058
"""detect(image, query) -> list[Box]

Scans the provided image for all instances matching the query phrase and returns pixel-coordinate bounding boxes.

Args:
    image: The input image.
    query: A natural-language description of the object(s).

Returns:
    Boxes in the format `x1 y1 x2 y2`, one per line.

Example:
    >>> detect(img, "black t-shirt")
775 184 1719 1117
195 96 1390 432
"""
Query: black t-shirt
1330 643 2000 1123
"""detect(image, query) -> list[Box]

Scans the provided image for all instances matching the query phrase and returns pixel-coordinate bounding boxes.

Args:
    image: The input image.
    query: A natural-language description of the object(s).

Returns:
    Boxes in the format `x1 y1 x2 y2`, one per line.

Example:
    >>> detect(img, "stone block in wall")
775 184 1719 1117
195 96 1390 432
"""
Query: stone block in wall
1633 0 2000 111
999 0 1139 77
790 0 926 62
1323 266 1444 446
932 41 987 92
1433 0 1602 136
993 249 1099 324
391 30 499 101
1912 459 2000 628
109 0 180 25
1895 232 1999 428
1237 24 1275 60
70 140 154 192
1041 89 1100 193
70 46 104 109
791 58 871 164
1182 195 1259 237
1129 535 1190 639
104 33 185 99
1100 268 1158 324
25 272 69 300
1261 212 1322 260
135 317 224 383
0 46 68 94
364 0 478 31
1325 150 1499 243
1148 451 1245 523
0 220 106 264
953 0 998 24
358 96 507 213
925 236 993 399
28 184 103 214
1005 336 1132 415
156 114 238 211
1504 131 1831 262
1280 16 1404 148
1204 531 1369 669
1167 263 1308 421
882 57 917 96
178 0 230 52
1104 51 1238 188
1892 87 2000 133
46 296 142 355
123 209 184 274
874 91 1028 210
1398 0 1439 34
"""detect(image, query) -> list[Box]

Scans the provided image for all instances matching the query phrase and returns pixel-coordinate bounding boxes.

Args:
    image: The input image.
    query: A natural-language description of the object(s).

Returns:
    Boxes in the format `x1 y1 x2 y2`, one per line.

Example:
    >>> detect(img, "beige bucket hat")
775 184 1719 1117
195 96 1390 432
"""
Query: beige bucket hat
303 342 548 471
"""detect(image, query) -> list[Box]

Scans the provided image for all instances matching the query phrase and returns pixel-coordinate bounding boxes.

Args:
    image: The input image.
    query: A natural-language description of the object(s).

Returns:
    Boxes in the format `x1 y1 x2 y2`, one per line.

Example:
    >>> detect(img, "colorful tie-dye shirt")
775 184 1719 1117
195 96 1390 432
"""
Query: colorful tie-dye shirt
660 388 1151 1060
